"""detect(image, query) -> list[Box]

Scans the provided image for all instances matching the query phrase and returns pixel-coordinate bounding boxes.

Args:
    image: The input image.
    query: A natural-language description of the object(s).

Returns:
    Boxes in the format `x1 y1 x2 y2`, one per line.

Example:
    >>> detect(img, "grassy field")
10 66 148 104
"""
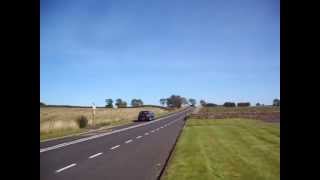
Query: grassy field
40 107 173 140
162 118 280 180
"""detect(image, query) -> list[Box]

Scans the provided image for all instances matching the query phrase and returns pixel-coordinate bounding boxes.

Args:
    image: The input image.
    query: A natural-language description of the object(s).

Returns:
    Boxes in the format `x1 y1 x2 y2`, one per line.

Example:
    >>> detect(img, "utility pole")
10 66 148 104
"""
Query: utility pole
92 102 96 127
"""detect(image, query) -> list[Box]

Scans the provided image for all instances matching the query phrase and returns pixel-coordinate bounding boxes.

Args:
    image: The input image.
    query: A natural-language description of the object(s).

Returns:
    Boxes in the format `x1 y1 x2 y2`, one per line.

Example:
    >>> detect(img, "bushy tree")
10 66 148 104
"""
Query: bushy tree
122 101 127 108
200 100 207 106
273 99 280 106
237 102 250 107
223 102 236 107
205 103 218 107
131 99 143 107
115 98 127 108
256 103 261 106
160 98 167 106
105 99 113 108
181 97 188 105
115 98 122 108
189 99 196 106
166 95 184 108
40 102 46 106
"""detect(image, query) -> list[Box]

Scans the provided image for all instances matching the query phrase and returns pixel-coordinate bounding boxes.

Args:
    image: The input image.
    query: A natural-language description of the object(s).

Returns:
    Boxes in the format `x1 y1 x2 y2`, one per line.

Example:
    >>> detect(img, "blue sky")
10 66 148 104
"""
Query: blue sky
40 0 279 106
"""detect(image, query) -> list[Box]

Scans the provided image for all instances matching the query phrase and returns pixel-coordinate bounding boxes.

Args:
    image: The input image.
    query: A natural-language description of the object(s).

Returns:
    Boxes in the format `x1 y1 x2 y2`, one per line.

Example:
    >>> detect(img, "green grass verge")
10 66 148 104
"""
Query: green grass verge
162 118 280 180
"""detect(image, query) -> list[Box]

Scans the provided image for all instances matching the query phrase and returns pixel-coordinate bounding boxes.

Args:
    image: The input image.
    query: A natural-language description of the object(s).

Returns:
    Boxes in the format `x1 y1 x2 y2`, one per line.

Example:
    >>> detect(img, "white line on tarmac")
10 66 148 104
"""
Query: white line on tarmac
145 132 149 135
136 136 142 139
110 145 120 150
125 139 133 144
55 163 76 173
40 108 191 153
89 152 103 159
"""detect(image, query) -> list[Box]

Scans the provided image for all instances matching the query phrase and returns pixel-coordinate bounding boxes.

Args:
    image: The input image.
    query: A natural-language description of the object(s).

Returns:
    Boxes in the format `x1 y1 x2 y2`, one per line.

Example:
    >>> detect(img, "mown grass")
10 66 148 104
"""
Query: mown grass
162 118 280 180
40 107 173 141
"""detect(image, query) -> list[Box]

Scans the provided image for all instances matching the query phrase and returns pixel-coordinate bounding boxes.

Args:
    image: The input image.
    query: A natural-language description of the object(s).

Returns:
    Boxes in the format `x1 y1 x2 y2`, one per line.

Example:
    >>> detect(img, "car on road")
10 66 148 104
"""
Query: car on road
138 111 155 121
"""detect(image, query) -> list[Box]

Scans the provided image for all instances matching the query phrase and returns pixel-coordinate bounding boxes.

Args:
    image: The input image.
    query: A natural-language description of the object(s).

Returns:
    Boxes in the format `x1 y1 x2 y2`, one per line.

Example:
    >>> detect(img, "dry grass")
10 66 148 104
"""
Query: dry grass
40 107 171 137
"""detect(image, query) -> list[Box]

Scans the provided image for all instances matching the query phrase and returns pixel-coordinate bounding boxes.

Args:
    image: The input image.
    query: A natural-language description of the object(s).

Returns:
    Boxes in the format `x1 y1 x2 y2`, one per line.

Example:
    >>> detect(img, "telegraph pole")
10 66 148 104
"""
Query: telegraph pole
92 102 96 127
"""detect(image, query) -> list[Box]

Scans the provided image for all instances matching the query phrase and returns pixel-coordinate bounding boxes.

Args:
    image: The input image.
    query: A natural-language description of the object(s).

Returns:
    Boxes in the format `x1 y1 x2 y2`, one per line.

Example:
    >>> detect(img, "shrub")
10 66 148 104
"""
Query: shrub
223 102 236 107
237 102 250 107
75 115 88 128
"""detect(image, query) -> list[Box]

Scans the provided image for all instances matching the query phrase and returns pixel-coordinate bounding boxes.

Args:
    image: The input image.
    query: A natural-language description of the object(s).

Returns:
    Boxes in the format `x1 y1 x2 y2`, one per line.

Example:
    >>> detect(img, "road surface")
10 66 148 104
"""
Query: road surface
40 107 193 180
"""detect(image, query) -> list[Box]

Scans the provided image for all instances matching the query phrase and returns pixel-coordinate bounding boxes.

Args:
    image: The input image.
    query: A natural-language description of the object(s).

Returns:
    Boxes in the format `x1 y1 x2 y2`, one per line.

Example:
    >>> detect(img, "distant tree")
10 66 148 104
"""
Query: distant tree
223 102 236 107
205 103 218 107
237 102 250 107
160 98 167 106
122 101 127 108
181 97 188 105
256 103 261 107
166 95 184 108
131 99 143 107
273 99 280 106
200 100 207 106
137 99 143 106
105 99 113 108
40 102 46 106
115 98 127 108
189 99 196 106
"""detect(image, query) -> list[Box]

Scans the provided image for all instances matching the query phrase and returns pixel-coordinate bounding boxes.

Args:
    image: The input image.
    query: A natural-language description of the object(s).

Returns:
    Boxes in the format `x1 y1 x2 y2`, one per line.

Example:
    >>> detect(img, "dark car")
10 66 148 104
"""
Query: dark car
138 111 155 121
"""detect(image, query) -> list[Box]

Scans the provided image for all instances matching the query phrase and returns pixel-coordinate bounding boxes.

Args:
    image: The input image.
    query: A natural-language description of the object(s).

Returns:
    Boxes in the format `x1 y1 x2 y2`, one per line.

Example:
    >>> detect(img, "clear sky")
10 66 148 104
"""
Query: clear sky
40 0 279 106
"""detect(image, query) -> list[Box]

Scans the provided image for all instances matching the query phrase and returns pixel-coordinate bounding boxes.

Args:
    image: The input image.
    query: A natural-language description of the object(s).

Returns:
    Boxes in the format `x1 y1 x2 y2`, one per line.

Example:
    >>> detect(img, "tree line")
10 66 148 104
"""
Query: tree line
41 97 280 108
199 98 280 107
105 98 143 108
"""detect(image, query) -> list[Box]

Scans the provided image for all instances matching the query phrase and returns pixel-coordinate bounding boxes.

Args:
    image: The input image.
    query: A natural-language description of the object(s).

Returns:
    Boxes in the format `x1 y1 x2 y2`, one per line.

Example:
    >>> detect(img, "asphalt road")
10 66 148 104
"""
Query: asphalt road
40 107 193 180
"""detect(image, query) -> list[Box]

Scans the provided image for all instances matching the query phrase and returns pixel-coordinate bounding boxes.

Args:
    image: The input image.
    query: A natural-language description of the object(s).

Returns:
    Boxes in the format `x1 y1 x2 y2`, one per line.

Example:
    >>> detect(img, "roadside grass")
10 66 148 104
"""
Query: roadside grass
162 118 280 180
40 107 176 141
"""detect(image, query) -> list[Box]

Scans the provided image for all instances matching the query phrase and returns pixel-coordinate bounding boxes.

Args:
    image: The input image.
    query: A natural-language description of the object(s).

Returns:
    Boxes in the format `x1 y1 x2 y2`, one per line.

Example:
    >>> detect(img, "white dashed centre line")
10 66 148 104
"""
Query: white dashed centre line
110 145 120 150
136 136 142 139
125 139 133 144
145 132 149 135
89 152 103 159
55 163 76 173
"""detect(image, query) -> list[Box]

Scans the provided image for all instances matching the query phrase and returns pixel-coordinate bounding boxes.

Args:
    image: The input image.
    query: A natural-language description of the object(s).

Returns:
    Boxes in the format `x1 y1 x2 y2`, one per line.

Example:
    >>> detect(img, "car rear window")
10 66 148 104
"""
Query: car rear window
140 111 149 115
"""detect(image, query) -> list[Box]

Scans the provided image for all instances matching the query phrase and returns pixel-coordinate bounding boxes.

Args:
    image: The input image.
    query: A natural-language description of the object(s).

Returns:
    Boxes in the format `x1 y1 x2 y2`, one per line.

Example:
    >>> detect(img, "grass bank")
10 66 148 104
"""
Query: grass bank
162 118 280 180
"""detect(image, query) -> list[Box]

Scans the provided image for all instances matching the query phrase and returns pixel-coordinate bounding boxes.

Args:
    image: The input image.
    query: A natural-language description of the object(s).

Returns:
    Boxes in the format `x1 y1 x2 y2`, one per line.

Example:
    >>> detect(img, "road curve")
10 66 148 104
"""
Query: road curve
40 107 193 180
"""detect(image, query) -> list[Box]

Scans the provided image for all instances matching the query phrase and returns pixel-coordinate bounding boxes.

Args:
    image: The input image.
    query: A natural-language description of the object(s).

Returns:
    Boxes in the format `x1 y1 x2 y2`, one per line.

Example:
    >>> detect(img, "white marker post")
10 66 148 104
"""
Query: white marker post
92 103 96 126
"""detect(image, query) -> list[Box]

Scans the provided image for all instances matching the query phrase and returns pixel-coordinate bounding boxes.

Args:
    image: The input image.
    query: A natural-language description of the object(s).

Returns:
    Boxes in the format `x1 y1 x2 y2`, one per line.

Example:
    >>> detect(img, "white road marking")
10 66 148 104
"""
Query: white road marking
151 130 155 133
125 139 133 144
145 132 149 135
89 152 103 159
40 108 192 153
110 145 120 150
136 136 142 139
55 163 76 173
